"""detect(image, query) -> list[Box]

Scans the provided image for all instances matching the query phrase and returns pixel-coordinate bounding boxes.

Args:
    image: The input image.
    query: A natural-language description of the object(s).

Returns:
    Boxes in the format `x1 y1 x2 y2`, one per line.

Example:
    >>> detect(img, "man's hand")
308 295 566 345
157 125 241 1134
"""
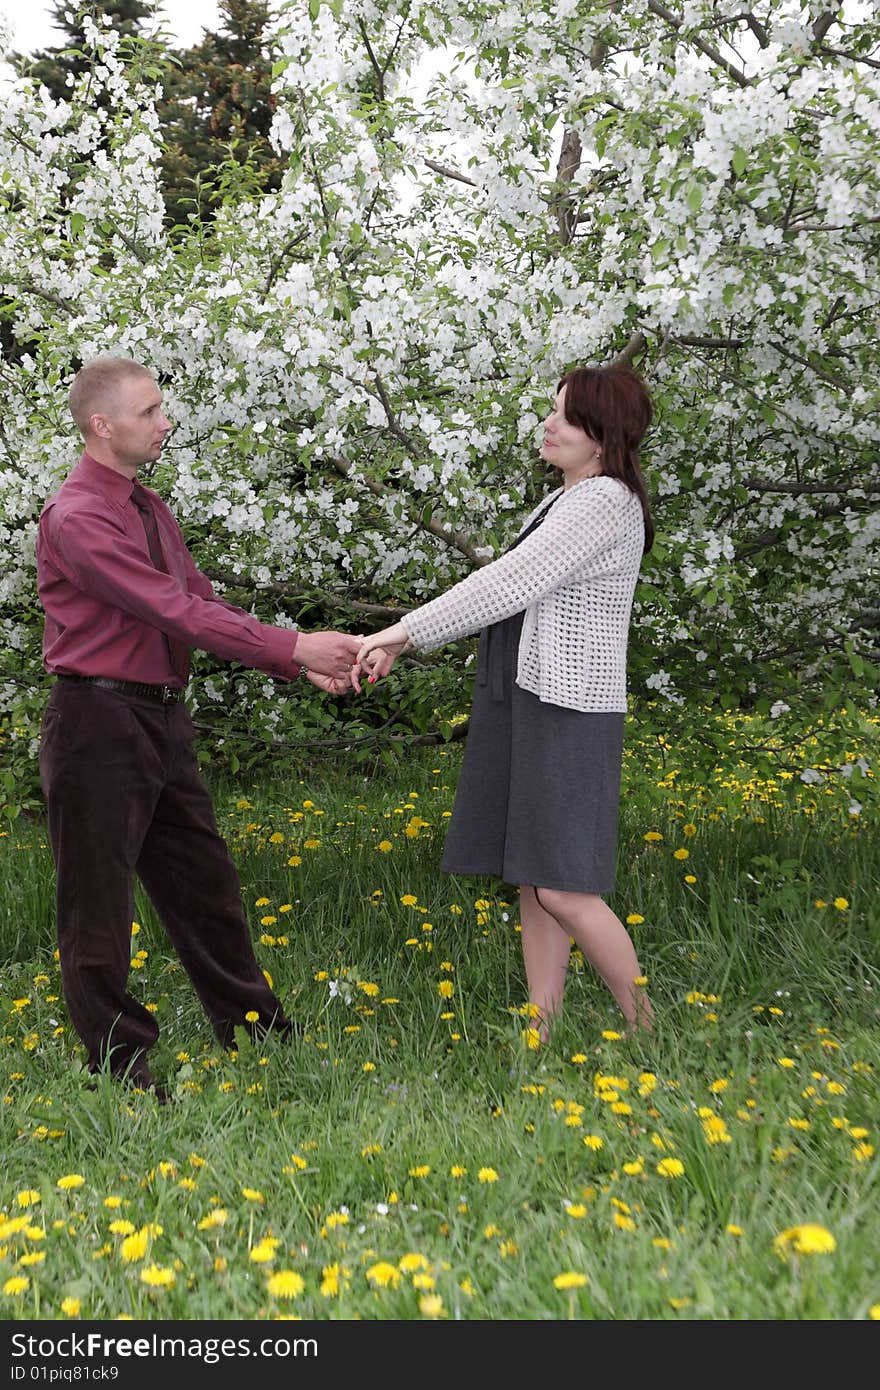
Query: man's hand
294 630 362 681
355 622 412 681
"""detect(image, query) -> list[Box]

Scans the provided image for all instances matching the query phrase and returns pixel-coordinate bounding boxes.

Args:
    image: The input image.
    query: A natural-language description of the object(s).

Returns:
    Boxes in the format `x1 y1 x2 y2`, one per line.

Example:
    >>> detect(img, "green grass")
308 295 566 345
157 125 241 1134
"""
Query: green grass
0 713 877 1321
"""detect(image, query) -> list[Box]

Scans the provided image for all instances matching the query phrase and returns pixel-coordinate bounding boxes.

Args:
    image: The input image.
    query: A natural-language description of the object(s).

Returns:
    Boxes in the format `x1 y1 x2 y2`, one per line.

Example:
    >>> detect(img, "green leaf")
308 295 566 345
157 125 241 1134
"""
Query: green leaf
308 0 321 19
732 146 748 177
686 182 703 213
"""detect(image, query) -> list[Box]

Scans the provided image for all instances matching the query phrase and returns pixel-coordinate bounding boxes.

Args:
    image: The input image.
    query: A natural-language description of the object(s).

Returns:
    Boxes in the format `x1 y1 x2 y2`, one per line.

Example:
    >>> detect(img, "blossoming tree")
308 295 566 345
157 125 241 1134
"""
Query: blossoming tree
0 0 877 809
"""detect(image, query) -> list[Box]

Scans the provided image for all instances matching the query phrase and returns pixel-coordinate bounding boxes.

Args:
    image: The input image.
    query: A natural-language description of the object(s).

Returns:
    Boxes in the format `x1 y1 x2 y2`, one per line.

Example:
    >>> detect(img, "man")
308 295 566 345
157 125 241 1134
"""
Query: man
36 355 362 1098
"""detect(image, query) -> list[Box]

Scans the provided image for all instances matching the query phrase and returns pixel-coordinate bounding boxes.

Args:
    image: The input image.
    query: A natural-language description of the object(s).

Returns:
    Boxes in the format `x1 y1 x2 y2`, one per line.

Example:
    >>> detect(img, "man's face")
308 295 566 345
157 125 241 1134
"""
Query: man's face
94 374 172 470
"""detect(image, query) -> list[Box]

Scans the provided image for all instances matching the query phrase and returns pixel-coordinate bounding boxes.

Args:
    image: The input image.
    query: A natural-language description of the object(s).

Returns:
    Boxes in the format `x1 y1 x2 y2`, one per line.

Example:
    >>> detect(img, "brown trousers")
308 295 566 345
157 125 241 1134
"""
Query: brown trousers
39 679 292 1086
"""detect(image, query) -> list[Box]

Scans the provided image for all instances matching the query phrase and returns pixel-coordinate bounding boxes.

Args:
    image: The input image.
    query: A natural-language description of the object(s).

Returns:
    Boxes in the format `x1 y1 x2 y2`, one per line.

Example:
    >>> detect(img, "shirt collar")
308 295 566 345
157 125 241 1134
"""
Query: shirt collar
74 450 139 503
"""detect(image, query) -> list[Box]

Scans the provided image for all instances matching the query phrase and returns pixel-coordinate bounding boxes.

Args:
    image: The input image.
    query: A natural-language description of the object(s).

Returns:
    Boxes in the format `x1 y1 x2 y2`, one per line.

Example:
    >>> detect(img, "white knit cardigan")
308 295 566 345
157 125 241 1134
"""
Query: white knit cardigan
402 475 645 712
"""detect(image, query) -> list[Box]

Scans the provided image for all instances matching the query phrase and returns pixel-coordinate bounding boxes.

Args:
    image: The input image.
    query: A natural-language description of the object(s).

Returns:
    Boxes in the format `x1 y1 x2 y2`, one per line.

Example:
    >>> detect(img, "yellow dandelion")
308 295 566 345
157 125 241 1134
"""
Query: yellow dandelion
656 1158 685 1178
419 1294 446 1318
366 1261 400 1289
477 1167 499 1183
553 1271 588 1290
833 898 849 911
60 1297 81 1316
120 1230 149 1263
140 1265 175 1288
249 1241 278 1264
3 1276 29 1296
56 1174 85 1191
196 1209 228 1231
266 1270 305 1298
773 1224 836 1256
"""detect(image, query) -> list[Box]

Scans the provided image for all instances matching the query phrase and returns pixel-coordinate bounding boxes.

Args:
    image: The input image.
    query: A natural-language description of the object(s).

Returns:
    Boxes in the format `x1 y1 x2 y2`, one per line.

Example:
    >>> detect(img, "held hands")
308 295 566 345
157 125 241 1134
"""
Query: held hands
295 624 411 695
355 622 412 682
294 630 363 685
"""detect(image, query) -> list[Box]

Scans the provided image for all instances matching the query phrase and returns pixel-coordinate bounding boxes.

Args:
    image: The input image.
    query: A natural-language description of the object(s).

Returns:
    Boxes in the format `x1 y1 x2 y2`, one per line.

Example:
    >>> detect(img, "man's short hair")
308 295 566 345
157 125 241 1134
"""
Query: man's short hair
68 357 155 437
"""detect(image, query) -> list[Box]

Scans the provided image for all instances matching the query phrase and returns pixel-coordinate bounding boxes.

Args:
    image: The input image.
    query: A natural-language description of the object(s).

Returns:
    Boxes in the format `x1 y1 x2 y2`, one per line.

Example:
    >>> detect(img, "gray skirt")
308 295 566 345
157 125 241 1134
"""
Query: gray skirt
441 611 625 894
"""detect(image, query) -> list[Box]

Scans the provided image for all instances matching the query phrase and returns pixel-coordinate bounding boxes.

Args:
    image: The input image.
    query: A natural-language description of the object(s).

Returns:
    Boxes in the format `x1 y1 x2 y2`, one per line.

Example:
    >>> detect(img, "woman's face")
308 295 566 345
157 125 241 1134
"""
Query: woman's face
540 385 602 485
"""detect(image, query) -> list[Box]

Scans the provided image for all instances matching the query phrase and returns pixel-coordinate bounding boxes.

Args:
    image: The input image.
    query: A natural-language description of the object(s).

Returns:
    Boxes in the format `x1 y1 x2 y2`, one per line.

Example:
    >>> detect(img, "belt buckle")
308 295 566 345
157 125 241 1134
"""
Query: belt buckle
161 686 174 703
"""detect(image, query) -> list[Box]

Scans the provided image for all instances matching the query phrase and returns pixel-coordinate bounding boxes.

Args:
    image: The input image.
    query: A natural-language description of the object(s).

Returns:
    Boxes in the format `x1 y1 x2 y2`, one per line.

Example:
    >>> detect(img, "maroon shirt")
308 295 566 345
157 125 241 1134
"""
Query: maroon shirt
37 452 302 685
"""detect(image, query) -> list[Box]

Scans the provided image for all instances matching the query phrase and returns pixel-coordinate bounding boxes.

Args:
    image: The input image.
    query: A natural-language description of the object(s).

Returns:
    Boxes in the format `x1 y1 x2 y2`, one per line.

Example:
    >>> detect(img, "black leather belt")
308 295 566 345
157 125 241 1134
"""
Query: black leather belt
57 674 185 704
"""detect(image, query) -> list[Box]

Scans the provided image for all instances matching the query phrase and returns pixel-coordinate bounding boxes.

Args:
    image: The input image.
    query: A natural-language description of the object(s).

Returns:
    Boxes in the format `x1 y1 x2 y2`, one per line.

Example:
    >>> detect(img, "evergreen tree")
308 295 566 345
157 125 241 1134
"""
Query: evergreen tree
157 0 283 230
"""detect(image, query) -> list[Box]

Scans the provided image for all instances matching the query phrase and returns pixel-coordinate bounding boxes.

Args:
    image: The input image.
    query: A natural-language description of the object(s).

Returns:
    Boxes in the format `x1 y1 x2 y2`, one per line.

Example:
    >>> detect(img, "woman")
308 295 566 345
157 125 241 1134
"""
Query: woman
356 365 655 1041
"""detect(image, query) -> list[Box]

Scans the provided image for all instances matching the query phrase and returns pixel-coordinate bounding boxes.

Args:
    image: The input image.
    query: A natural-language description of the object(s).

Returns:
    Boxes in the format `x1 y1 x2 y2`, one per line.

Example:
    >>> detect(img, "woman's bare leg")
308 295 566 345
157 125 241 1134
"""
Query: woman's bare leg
534 887 654 1031
519 885 572 1040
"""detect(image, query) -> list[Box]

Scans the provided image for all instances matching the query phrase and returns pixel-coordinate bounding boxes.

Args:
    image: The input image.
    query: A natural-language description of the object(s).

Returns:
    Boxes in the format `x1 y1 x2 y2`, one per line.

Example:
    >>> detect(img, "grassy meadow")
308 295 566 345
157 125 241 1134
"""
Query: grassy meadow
0 707 877 1321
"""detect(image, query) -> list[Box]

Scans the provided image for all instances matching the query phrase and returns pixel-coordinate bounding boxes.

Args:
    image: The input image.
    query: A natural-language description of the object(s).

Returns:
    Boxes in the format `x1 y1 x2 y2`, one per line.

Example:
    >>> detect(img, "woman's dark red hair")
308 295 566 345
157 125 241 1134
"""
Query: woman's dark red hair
558 365 655 552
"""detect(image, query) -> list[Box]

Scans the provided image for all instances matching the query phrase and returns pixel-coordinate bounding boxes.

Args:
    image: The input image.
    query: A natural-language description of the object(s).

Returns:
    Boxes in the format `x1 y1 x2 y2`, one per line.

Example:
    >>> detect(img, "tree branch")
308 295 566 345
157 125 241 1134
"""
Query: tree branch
423 157 477 187
203 568 408 619
811 11 837 44
330 453 487 567
744 12 769 48
8 280 74 311
646 0 751 87
356 18 387 103
818 45 880 71
767 338 853 393
674 334 744 350
552 126 582 247
735 502 866 558
263 229 310 295
190 713 470 752
741 478 880 496
609 332 647 367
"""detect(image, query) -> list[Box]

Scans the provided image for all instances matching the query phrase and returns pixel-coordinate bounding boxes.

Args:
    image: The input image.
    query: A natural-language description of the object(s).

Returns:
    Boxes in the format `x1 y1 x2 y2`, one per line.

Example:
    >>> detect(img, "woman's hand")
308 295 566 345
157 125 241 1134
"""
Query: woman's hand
305 669 360 697
356 622 412 681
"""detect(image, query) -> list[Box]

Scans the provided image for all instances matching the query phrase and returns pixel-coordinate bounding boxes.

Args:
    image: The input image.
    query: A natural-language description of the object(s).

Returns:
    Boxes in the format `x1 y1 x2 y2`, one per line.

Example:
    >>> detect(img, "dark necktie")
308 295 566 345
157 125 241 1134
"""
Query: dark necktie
130 482 190 685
